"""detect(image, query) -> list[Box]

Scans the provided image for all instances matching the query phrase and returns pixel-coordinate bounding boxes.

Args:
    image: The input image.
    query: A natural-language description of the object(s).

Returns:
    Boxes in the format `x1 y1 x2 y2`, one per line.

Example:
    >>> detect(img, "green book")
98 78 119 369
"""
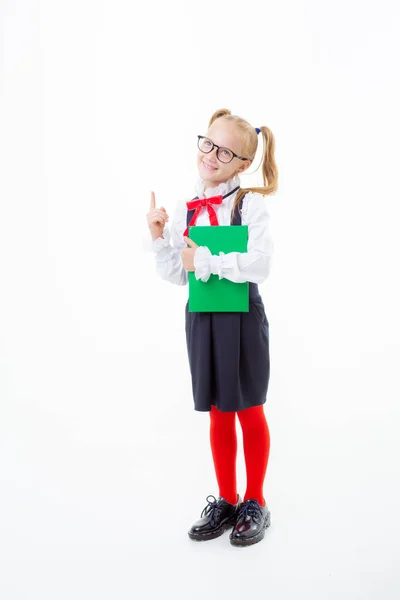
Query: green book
187 225 249 312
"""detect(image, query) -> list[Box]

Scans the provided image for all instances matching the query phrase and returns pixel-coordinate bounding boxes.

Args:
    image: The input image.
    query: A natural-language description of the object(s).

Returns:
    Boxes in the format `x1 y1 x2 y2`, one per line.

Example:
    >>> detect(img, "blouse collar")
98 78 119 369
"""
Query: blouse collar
194 173 241 199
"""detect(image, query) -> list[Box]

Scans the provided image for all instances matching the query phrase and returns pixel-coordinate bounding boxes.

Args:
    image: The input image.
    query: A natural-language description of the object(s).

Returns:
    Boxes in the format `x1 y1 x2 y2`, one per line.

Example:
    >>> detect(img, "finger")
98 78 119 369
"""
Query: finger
183 236 198 248
150 209 169 220
150 191 156 211
150 215 168 225
150 208 168 217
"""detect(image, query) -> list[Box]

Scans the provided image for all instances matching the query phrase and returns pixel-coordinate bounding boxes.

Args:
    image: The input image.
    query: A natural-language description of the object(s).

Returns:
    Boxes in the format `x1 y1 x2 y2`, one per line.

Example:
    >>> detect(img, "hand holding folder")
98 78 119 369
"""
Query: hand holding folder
187 225 249 312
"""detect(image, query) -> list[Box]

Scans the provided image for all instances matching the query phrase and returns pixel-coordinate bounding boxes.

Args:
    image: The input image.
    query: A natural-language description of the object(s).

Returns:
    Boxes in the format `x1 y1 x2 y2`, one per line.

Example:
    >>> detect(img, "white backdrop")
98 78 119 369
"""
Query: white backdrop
1 0 400 598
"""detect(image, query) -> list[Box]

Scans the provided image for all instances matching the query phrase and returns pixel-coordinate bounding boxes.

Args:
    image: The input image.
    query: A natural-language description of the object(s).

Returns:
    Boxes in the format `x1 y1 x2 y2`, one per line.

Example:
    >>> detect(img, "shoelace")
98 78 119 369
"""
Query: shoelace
237 499 264 523
200 495 224 528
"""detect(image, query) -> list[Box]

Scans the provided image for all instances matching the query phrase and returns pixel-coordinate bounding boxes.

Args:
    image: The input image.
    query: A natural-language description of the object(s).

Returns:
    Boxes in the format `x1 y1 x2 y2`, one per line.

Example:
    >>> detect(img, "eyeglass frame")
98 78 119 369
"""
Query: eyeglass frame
197 135 250 164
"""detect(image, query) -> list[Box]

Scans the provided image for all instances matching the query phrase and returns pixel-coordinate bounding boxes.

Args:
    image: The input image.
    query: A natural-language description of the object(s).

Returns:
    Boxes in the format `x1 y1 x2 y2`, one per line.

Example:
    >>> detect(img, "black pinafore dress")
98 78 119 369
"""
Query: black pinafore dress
184 195 270 413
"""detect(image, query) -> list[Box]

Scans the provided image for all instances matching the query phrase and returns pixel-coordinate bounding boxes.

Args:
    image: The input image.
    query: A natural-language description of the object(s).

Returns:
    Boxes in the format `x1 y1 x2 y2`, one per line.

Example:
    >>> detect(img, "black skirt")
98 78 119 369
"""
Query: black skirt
184 195 270 413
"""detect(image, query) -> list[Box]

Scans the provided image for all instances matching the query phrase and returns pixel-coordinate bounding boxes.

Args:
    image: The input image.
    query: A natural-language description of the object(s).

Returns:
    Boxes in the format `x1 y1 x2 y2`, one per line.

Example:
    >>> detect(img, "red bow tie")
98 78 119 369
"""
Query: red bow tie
183 195 223 237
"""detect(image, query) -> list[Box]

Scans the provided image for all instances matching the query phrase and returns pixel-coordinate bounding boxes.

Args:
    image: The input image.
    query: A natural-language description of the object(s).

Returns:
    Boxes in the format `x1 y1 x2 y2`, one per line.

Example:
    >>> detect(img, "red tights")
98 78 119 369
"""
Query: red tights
209 404 270 507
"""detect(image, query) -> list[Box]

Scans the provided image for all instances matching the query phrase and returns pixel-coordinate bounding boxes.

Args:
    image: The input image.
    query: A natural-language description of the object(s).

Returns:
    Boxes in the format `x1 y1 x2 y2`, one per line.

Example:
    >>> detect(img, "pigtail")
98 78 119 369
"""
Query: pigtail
229 126 278 223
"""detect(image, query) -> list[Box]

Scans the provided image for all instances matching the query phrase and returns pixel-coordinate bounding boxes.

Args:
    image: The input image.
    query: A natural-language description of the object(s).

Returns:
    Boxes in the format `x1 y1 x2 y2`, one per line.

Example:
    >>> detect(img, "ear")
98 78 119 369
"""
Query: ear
241 159 252 172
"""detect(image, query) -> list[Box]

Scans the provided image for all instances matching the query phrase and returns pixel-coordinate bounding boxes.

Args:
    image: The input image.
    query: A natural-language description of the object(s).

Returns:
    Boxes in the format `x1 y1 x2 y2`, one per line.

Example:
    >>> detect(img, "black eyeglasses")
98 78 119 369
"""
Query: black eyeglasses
197 135 250 164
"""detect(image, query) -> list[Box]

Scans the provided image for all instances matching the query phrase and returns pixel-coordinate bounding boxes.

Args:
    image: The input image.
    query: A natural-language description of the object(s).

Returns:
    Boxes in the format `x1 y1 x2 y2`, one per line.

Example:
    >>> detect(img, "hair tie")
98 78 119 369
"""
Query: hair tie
255 127 261 134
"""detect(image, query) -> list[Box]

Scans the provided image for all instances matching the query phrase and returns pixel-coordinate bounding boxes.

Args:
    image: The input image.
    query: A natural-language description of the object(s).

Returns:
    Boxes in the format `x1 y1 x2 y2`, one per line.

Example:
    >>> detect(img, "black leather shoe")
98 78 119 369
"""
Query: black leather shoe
229 498 271 547
188 494 242 541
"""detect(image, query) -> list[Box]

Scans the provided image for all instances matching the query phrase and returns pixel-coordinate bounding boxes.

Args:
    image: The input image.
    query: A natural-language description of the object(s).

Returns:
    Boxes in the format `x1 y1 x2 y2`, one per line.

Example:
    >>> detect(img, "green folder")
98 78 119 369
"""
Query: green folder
187 225 249 312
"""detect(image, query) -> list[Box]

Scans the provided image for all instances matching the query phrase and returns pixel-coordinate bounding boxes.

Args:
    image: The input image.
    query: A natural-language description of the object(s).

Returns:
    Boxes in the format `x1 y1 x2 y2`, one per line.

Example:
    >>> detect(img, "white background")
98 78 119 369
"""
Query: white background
1 0 400 598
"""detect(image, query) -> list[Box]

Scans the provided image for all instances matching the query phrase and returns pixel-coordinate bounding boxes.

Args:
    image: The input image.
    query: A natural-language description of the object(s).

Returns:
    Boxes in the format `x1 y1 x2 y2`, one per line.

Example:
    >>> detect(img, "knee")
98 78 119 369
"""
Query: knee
210 405 236 428
237 406 268 431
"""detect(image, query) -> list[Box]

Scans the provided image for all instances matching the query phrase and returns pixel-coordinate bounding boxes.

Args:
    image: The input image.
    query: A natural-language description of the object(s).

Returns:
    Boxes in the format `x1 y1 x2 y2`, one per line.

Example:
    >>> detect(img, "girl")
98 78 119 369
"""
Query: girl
146 108 278 547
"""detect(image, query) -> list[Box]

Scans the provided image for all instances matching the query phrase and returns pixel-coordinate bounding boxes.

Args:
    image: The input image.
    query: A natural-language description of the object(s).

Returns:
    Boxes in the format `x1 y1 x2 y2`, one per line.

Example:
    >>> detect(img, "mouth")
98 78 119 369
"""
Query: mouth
202 161 218 172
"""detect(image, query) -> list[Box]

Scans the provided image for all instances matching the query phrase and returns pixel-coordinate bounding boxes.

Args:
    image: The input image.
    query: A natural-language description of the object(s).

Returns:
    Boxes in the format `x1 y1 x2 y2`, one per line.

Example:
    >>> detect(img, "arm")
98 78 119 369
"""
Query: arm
193 192 274 285
152 200 188 286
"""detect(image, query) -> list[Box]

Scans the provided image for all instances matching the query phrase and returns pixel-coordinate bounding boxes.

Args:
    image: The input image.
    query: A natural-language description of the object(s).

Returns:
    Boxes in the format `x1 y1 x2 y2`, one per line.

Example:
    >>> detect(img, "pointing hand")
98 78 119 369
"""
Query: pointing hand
146 191 169 241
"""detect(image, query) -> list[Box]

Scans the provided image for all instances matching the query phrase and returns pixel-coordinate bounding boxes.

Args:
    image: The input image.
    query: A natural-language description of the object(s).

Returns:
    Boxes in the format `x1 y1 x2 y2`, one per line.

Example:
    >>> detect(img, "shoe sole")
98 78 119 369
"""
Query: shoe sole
188 518 238 542
229 512 271 547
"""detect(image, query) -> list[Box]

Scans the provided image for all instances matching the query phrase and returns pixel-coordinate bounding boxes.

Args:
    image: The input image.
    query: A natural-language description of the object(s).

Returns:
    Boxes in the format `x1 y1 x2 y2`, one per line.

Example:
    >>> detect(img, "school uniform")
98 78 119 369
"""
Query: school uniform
151 174 273 413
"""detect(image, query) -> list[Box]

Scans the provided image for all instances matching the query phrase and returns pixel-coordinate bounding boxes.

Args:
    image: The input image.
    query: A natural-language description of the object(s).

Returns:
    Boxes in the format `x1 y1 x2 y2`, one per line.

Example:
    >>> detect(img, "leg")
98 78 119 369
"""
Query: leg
209 405 238 505
237 405 270 506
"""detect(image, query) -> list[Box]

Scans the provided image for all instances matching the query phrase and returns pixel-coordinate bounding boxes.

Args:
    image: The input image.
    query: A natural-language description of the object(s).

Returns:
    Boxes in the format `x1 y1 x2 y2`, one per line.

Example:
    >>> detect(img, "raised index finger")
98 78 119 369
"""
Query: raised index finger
150 191 156 211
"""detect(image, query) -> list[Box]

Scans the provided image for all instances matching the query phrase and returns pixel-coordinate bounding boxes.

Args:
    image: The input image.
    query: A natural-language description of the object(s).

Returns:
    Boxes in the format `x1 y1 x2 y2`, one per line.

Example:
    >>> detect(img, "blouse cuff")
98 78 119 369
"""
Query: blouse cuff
194 246 213 282
210 252 224 279
152 227 171 252
194 247 225 282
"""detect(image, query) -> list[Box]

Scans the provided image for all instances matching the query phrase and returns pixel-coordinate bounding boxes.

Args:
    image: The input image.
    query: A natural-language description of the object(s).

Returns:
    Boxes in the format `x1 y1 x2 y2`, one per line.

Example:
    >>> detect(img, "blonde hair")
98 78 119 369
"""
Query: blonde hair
207 108 278 223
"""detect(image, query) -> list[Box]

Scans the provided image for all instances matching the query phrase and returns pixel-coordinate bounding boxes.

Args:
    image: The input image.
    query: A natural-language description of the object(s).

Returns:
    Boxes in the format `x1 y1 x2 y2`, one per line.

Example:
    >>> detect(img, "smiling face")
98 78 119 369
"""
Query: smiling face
197 119 252 191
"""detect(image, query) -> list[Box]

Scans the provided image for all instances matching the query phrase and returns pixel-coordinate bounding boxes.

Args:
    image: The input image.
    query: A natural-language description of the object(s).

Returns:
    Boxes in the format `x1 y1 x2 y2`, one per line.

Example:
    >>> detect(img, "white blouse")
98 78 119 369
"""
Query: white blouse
145 174 274 286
